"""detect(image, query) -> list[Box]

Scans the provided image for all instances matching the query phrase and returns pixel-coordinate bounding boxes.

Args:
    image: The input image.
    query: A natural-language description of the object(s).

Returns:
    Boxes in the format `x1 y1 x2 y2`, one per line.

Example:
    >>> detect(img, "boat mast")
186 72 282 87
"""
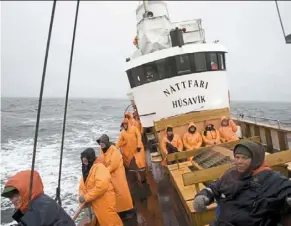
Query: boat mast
275 0 291 44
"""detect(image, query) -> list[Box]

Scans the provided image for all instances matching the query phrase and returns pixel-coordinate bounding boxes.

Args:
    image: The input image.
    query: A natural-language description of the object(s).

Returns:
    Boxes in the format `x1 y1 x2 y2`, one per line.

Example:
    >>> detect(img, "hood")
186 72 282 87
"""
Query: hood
234 141 271 173
166 126 173 132
124 112 133 119
4 170 44 212
81 147 96 164
96 134 111 150
122 118 129 125
188 122 196 129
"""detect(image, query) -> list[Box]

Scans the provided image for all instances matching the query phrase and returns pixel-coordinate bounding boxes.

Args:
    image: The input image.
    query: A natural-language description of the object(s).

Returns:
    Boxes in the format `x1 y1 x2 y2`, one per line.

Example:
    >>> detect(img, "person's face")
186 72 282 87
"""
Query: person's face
125 115 130 119
10 193 22 209
189 126 196 132
167 131 173 136
221 119 229 126
234 154 251 173
123 123 128 130
100 143 106 149
82 157 89 166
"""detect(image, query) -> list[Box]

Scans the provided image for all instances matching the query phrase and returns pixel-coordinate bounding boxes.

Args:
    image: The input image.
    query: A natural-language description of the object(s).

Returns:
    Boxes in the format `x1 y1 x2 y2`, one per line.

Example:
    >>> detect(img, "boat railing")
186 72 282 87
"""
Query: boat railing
231 113 291 130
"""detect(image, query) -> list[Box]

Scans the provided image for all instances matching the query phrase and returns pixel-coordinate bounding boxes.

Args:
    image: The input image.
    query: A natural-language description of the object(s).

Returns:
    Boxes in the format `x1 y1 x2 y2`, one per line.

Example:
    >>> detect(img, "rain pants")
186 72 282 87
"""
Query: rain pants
219 116 239 143
79 160 123 226
2 170 75 226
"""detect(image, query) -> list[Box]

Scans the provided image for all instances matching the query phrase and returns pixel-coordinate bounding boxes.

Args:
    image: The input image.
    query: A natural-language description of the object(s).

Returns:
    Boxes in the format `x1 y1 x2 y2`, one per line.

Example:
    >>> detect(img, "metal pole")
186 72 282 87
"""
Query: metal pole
275 0 287 39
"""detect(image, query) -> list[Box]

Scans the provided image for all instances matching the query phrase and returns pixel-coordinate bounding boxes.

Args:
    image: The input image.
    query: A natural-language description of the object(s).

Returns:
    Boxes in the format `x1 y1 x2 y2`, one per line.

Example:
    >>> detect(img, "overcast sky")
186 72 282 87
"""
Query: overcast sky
1 1 291 101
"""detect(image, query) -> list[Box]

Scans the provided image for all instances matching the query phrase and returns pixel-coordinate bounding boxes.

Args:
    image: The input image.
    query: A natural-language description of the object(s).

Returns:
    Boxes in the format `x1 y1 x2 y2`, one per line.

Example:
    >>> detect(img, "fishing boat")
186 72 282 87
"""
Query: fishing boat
19 0 290 225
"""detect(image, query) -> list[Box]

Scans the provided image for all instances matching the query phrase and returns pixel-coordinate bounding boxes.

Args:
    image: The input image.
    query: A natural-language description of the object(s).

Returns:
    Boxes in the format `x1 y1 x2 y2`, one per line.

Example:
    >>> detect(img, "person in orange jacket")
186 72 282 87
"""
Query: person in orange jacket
218 116 239 143
202 122 221 146
133 111 144 135
162 126 184 164
78 148 123 226
183 122 203 160
124 112 138 128
1 170 75 226
96 134 135 221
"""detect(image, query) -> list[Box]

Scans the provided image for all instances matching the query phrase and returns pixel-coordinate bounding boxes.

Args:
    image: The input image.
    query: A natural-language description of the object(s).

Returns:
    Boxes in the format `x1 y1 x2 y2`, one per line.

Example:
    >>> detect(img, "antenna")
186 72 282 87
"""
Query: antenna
275 0 291 44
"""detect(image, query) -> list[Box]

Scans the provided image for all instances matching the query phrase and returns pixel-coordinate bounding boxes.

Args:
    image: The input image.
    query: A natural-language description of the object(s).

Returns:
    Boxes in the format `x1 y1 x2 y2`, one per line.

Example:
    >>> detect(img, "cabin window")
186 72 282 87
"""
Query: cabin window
143 63 158 83
126 70 135 88
217 52 226 70
156 58 172 79
175 54 191 75
209 52 219 71
194 52 207 72
131 66 144 87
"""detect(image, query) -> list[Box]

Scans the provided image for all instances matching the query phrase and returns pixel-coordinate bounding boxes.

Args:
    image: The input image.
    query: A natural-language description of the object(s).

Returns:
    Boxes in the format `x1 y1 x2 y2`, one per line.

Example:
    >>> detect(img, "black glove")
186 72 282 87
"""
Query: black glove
137 147 141 152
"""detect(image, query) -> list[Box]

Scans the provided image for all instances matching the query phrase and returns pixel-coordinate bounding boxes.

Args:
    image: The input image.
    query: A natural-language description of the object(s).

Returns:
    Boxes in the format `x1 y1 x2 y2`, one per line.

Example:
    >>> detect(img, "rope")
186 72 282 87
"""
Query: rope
275 0 287 40
28 0 57 209
55 0 80 206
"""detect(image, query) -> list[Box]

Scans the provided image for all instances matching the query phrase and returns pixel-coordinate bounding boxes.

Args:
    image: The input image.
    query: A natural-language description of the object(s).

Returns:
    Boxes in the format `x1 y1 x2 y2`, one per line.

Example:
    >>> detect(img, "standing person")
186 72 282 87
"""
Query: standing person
96 134 135 220
79 148 123 226
193 141 291 226
124 112 138 128
1 170 76 226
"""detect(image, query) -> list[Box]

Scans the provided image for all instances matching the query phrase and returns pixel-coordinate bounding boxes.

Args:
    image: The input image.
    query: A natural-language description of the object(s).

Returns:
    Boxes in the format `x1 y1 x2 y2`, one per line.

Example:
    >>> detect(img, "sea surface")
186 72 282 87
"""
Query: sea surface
1 98 291 225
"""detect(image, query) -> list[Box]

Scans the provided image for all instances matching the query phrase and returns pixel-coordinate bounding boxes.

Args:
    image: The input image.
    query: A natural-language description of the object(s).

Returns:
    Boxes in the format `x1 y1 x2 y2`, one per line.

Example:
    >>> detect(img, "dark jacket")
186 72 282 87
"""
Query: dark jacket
197 141 291 226
12 194 76 226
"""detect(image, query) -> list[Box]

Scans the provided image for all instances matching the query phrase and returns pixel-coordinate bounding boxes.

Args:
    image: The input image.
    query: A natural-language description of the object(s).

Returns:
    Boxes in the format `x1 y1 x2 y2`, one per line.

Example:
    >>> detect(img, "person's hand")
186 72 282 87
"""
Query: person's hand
137 147 141 152
79 196 85 204
286 197 291 206
193 195 210 212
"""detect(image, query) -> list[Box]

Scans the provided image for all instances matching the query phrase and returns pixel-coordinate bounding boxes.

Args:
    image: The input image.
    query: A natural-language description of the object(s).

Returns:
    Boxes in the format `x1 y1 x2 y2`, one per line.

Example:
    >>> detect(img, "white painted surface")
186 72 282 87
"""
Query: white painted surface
270 129 280 151
235 126 242 138
125 43 227 70
132 71 229 127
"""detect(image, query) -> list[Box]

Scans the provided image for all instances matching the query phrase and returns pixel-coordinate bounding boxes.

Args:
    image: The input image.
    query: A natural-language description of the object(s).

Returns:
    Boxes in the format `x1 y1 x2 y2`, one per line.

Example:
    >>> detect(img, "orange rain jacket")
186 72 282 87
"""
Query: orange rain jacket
79 160 123 226
218 116 239 143
116 118 146 168
183 122 203 151
161 127 183 155
99 145 133 213
202 123 221 146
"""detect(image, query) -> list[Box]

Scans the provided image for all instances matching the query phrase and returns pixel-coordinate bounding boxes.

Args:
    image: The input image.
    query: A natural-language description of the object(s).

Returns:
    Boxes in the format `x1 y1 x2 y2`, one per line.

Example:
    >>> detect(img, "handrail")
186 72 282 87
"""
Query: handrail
232 113 291 130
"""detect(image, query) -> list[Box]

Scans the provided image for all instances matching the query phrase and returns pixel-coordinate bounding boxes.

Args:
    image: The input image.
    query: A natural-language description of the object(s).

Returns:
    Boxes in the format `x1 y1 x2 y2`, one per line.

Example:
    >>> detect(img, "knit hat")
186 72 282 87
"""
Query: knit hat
234 145 252 159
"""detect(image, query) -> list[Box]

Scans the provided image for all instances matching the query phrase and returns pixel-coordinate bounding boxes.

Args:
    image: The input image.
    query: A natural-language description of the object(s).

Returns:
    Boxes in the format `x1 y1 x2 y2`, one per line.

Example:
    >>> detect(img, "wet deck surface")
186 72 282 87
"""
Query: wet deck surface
122 149 191 226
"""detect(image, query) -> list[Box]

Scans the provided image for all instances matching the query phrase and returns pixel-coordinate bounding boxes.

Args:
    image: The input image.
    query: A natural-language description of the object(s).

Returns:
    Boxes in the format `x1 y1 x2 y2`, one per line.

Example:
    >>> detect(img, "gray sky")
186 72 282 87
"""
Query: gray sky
1 1 291 101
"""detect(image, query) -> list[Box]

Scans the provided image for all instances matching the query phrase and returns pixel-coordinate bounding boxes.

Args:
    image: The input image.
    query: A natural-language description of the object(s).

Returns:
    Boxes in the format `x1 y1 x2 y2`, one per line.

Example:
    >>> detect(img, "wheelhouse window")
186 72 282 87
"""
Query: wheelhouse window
217 52 226 70
126 51 226 88
194 52 207 72
175 55 191 75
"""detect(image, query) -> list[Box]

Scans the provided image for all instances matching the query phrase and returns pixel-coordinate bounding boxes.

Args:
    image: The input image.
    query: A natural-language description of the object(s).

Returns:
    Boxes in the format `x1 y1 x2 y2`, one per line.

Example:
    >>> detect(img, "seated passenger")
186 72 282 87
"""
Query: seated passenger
96 134 135 220
193 141 291 226
162 126 183 155
202 122 221 146
183 122 202 160
219 116 239 143
1 170 75 226
79 148 123 226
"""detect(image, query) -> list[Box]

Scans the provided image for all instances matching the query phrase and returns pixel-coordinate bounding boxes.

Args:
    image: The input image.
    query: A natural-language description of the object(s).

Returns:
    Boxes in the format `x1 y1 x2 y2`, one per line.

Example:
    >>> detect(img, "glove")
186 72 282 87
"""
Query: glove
286 197 291 206
79 195 85 204
137 147 141 152
193 195 210 212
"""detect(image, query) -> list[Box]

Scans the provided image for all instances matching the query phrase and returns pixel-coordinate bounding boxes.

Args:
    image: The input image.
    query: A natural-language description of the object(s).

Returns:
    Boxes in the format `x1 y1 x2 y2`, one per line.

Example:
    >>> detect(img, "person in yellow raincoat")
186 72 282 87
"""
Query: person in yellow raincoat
133 111 144 135
202 122 221 146
78 148 123 226
96 134 135 221
115 118 149 205
161 126 184 164
183 122 203 160
218 116 239 143
124 112 138 128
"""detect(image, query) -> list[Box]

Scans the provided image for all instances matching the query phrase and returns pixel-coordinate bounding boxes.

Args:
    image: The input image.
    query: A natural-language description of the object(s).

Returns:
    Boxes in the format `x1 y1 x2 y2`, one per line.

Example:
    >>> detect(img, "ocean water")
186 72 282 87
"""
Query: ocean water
1 98 291 225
